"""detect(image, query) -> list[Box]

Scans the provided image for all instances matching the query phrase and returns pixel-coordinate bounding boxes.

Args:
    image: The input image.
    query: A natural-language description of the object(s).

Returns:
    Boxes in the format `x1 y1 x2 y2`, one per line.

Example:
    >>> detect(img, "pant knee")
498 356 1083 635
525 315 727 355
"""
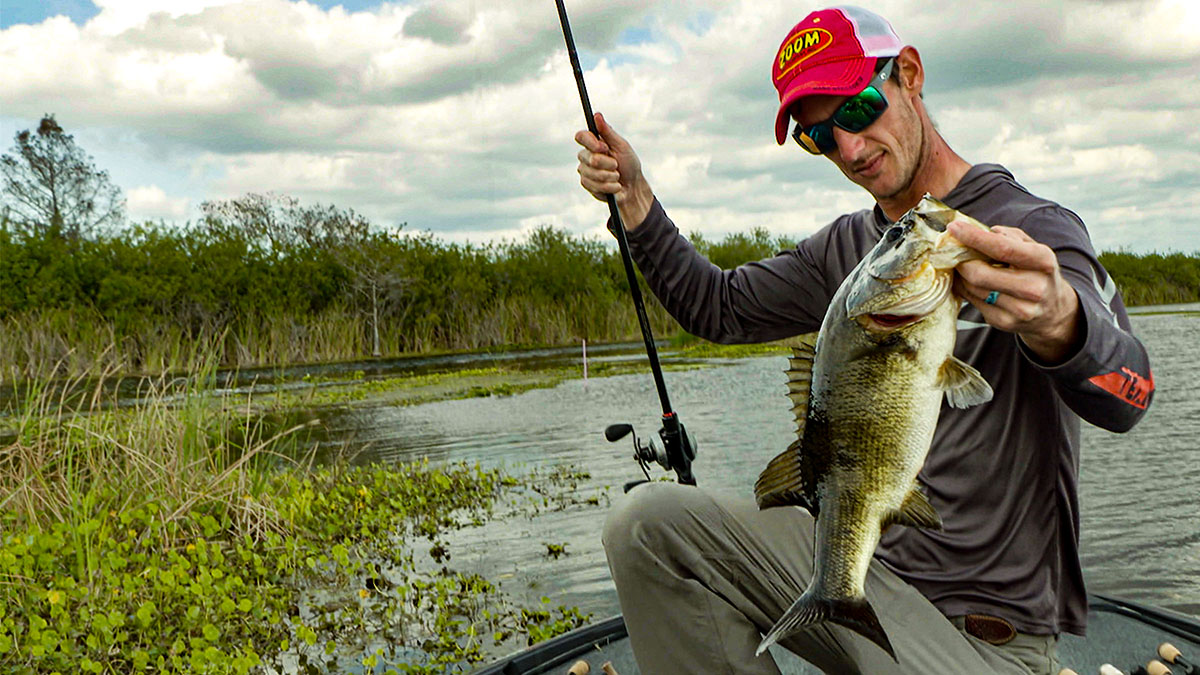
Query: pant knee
602 481 713 563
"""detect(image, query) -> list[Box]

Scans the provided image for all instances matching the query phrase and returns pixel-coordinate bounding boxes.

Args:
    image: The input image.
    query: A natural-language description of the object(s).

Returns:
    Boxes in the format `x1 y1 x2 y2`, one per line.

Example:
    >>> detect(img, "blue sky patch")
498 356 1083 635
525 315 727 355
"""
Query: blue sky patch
685 10 715 36
618 25 654 46
308 0 399 13
1 0 100 28
0 0 403 29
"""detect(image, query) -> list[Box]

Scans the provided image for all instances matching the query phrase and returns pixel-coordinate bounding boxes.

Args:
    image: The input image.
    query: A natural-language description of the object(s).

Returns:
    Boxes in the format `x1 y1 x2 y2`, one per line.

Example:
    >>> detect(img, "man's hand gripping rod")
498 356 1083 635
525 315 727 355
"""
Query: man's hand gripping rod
555 0 696 488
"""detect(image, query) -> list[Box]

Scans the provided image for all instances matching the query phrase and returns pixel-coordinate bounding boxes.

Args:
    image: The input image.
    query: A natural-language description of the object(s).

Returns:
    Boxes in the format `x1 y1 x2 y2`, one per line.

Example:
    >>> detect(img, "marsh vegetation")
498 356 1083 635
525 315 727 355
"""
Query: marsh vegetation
0 362 605 673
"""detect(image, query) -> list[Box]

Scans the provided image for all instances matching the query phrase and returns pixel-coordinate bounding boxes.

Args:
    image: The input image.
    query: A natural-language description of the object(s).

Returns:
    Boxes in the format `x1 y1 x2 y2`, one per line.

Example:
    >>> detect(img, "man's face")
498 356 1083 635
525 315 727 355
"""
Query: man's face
793 76 924 202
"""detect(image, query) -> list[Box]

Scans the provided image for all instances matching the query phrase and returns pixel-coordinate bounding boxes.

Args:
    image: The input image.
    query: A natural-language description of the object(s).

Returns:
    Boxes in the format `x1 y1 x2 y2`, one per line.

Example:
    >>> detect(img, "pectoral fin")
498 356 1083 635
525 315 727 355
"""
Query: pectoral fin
936 356 993 409
883 484 943 531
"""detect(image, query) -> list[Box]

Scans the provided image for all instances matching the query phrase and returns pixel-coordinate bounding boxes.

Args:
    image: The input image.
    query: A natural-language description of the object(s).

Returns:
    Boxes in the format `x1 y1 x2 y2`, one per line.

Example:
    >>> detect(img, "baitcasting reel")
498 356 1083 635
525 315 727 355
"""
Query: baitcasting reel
604 413 697 493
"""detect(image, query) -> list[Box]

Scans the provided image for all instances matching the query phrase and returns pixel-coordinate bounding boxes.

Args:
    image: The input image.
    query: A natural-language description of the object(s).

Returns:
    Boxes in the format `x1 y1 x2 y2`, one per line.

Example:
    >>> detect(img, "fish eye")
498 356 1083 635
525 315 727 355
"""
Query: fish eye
885 226 904 243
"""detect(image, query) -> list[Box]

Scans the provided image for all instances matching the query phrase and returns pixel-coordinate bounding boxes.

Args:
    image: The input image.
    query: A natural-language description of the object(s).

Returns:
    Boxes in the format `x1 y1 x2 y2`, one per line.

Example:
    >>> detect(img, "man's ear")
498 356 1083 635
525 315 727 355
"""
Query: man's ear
896 45 924 99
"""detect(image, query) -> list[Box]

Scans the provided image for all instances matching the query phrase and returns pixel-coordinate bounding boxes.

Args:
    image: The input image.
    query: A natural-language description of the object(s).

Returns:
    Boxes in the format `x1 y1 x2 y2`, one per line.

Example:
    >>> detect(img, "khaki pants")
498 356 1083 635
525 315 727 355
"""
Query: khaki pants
602 483 1059 674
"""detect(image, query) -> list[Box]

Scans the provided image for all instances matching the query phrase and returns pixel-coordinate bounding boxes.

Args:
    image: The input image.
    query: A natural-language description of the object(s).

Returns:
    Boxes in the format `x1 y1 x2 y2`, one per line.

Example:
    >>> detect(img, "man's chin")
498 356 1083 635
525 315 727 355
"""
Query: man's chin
863 166 919 205
855 175 901 201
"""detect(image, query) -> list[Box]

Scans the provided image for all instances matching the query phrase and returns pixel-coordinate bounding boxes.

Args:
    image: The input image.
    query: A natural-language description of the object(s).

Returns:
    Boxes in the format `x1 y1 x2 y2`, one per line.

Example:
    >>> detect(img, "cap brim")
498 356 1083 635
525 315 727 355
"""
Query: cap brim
774 57 879 145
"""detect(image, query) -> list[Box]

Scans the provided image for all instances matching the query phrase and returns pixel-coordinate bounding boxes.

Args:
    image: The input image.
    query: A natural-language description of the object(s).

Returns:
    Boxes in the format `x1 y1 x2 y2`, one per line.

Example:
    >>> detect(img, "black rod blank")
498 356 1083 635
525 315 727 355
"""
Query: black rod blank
555 0 696 486
554 0 673 417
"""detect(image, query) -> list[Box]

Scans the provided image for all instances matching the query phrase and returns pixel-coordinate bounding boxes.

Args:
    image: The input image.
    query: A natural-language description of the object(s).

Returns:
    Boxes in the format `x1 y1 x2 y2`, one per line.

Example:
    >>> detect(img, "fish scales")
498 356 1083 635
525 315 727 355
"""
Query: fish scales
754 195 995 660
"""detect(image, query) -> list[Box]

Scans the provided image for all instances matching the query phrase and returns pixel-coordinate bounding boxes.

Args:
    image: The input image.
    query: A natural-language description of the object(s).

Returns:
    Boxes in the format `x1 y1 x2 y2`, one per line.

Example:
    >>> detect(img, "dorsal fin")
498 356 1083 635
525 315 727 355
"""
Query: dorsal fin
784 332 818 439
756 332 821 515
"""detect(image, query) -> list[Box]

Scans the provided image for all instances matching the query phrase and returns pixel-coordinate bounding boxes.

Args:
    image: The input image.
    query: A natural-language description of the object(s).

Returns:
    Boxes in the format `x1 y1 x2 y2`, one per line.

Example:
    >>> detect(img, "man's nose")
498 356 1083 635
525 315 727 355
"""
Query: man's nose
832 126 866 163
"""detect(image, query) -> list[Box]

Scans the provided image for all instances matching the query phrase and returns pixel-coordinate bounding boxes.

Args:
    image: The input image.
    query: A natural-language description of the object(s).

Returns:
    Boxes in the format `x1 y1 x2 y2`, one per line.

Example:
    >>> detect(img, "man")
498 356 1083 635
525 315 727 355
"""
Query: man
573 5 1155 675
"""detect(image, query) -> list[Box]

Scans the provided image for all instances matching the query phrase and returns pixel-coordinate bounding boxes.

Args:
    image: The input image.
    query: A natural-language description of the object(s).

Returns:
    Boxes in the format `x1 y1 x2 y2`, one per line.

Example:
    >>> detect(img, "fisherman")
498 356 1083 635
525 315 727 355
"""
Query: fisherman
573 6 1154 675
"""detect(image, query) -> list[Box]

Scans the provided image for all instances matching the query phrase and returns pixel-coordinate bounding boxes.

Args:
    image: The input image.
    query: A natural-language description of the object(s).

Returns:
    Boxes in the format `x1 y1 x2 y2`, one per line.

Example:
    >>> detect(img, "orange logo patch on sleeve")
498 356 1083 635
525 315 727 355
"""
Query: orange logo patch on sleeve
1088 367 1154 409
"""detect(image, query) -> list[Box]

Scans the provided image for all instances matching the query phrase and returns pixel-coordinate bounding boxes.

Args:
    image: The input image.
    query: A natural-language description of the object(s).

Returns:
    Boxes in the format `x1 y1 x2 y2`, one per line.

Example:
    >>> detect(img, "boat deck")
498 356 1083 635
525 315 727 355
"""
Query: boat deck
476 595 1200 674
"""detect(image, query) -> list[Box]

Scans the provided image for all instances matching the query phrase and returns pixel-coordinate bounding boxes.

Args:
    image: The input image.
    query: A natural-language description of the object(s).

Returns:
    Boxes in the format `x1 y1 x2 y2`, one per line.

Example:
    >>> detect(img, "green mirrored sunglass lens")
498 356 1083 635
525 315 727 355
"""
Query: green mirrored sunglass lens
794 82 886 154
836 88 886 130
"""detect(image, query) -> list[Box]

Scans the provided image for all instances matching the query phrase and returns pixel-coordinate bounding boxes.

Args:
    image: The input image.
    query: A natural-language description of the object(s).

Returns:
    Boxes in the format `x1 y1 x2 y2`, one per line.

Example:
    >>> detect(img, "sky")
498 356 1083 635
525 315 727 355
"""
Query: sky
1 0 1198 253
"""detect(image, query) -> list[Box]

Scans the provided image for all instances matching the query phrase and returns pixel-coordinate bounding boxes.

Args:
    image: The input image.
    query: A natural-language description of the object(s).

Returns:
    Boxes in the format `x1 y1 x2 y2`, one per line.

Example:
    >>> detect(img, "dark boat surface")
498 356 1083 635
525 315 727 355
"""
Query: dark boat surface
475 595 1200 674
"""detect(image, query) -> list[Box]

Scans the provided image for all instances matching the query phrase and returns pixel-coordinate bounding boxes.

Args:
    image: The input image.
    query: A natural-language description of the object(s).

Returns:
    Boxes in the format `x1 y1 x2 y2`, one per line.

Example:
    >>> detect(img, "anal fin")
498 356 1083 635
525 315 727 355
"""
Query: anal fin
883 484 942 531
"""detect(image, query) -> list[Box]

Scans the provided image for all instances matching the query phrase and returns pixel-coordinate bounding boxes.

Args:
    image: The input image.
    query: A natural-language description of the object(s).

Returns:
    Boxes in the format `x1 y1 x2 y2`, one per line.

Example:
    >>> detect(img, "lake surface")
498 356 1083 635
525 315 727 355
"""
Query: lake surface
315 307 1200 628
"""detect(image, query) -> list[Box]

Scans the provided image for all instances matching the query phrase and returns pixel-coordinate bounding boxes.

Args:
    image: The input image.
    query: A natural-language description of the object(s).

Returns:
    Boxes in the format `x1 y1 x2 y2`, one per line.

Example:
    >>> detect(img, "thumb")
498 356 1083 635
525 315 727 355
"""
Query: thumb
593 112 627 153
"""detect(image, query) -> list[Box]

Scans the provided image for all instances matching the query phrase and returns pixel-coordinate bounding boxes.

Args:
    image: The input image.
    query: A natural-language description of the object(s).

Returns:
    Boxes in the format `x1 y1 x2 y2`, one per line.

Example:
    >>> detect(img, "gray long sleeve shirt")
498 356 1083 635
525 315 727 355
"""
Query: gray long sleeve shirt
621 164 1154 636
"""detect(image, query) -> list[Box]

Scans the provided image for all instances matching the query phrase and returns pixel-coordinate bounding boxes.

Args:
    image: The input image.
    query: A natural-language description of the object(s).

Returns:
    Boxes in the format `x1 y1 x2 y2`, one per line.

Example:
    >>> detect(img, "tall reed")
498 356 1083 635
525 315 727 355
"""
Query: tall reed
0 296 678 379
0 352 305 547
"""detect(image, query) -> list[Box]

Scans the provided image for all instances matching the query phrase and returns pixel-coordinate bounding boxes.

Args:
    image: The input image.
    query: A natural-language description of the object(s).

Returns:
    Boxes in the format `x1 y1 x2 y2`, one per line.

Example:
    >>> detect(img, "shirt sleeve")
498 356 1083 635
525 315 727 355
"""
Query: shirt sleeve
617 198 832 343
1014 205 1154 432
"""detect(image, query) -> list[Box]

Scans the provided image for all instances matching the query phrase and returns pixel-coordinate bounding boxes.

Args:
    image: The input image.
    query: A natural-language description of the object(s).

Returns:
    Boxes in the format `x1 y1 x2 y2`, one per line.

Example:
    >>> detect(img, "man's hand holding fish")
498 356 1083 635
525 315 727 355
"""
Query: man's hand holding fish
950 221 1085 364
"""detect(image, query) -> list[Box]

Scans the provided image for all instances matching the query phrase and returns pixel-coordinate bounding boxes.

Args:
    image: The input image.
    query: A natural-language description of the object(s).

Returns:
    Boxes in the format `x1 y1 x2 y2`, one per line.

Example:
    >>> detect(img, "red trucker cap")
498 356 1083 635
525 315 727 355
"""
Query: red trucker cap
772 6 904 144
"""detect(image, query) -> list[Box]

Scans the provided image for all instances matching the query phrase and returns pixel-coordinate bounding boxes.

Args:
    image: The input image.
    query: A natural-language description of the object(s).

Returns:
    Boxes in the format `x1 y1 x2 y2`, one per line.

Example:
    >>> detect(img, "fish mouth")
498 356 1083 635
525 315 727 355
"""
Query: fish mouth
866 313 921 329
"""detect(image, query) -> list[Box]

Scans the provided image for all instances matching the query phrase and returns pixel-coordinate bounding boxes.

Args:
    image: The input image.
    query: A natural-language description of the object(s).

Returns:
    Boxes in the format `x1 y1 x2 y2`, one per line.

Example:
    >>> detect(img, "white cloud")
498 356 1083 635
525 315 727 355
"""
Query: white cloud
1064 0 1200 60
0 0 1198 254
127 185 191 220
85 0 247 35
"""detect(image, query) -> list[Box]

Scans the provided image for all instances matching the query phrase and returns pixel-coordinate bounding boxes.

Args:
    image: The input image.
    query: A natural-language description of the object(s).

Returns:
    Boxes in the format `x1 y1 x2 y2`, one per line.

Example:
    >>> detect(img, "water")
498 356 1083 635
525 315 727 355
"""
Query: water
0 341 652 415
1076 309 1200 614
314 308 1200 626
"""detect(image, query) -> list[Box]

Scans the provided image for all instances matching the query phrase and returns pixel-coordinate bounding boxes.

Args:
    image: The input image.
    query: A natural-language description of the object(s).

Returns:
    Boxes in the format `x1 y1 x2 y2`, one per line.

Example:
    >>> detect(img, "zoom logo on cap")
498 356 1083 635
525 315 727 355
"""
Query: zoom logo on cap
776 28 832 80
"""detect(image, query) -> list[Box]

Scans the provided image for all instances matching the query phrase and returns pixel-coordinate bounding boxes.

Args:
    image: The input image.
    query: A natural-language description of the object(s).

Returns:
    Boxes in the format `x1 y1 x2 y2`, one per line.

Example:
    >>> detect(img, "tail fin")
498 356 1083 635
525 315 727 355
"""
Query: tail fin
756 592 896 661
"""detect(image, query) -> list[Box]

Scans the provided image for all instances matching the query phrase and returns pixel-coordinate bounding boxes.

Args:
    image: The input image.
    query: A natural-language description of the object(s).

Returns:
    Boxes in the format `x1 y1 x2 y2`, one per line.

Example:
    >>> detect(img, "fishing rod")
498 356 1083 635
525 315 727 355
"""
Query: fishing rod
554 0 696 488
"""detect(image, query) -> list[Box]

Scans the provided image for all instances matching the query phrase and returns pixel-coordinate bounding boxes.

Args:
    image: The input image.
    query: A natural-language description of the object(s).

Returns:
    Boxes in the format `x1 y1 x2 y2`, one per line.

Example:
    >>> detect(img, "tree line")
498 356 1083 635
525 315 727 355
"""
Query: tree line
1 116 1197 377
0 193 670 375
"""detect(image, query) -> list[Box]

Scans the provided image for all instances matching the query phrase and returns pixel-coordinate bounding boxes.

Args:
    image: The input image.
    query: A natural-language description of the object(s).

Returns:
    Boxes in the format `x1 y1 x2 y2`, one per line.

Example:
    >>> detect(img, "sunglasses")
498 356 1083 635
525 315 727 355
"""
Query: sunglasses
792 58 894 155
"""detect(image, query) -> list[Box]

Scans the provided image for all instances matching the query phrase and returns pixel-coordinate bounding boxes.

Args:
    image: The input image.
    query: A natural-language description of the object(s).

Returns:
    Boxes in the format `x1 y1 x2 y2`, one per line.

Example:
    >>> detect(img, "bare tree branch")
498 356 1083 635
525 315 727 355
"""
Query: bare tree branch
0 114 125 240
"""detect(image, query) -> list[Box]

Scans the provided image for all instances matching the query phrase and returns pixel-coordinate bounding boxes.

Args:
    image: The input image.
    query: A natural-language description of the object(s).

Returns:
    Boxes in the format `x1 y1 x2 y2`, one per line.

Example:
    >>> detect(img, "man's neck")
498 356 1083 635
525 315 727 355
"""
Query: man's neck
877 133 971 222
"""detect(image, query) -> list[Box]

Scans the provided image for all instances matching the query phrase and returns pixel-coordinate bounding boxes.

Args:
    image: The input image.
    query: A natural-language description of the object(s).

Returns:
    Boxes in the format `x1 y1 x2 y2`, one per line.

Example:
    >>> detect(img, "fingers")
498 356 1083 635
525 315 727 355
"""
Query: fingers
573 113 623 154
594 112 628 153
574 128 609 155
577 146 617 172
574 112 635 201
576 145 619 201
949 221 1054 274
575 116 617 200
954 275 1038 330
572 113 651 220
949 221 1082 361
956 259 1055 305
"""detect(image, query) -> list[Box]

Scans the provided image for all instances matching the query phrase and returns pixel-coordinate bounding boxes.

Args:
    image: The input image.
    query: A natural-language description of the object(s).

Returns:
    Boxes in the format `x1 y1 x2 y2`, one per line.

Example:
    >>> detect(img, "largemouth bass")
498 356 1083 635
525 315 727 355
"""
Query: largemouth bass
754 195 995 659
